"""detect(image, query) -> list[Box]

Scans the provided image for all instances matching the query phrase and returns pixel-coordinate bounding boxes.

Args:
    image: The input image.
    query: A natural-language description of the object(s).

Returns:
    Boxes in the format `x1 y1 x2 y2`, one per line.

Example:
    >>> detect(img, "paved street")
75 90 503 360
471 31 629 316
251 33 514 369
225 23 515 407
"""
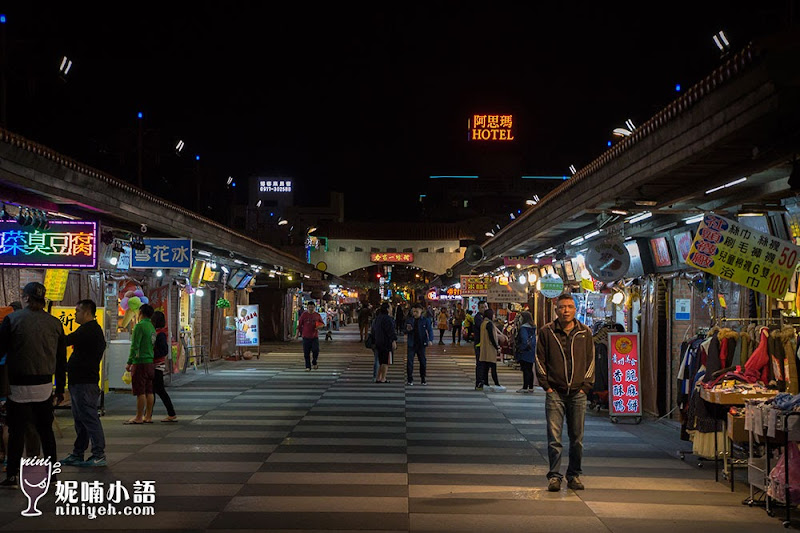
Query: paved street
0 327 784 532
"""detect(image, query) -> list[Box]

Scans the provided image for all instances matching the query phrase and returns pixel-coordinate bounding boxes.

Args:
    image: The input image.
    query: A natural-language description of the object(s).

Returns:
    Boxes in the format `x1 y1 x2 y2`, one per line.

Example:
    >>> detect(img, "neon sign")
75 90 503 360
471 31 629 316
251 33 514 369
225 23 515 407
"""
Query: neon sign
259 179 292 193
370 252 414 263
468 114 514 141
0 221 97 268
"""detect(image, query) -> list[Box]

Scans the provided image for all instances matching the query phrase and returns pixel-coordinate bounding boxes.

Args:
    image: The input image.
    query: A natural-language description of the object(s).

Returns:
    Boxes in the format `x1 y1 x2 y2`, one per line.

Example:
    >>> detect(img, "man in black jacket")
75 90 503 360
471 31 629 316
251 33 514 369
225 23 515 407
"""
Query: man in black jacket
61 299 107 468
371 303 397 383
535 293 594 493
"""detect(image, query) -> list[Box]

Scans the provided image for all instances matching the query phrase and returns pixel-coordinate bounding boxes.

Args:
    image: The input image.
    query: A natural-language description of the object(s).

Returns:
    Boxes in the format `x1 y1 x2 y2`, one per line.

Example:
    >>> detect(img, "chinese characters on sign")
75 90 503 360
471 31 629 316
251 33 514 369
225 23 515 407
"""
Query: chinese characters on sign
487 281 528 304
686 214 800 299
608 333 641 416
130 239 192 269
468 114 515 141
370 252 414 263
43 269 70 302
0 221 97 268
51 306 106 390
258 179 292 193
460 275 489 296
54 479 156 519
235 304 259 347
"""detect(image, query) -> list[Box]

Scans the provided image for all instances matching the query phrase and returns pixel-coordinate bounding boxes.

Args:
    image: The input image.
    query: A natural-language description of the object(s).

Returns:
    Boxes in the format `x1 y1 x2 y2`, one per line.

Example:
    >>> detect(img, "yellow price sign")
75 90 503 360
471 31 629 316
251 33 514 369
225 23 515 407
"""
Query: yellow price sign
44 269 70 302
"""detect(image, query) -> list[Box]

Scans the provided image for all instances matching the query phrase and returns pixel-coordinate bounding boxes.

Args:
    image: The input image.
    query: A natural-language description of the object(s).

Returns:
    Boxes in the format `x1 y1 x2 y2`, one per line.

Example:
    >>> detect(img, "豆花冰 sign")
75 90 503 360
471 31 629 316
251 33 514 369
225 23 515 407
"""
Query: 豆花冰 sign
0 221 97 268
235 304 259 347
460 275 489 296
686 214 800 300
468 114 514 141
130 238 192 269
370 252 414 263
608 332 641 417
487 281 528 303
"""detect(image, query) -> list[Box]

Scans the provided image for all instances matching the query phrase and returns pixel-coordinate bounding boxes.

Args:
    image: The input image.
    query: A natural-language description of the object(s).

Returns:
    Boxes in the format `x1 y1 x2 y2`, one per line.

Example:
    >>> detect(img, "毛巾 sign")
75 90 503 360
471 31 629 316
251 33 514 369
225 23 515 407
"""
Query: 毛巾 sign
370 252 414 263
487 281 528 303
460 275 489 296
468 114 514 141
131 238 192 269
0 221 97 268
608 333 641 417
686 214 800 300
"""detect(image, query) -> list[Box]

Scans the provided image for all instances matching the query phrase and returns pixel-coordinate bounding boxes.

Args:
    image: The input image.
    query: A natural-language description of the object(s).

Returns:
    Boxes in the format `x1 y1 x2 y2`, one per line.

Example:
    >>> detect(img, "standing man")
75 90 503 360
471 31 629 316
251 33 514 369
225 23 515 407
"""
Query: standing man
371 303 397 383
0 283 67 488
297 302 324 371
452 302 466 345
358 304 373 343
61 300 107 467
126 304 155 424
535 293 594 492
473 301 488 390
404 304 433 386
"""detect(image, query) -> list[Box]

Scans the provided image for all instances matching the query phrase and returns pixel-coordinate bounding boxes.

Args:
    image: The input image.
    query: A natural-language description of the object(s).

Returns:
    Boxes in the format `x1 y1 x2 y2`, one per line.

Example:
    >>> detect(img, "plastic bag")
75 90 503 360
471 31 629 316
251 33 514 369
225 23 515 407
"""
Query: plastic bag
767 442 800 503
122 371 132 385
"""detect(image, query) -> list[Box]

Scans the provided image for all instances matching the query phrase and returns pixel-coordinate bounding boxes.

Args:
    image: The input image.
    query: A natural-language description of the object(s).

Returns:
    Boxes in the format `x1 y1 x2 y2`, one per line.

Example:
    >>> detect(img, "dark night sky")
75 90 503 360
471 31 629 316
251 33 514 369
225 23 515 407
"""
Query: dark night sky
2 2 794 220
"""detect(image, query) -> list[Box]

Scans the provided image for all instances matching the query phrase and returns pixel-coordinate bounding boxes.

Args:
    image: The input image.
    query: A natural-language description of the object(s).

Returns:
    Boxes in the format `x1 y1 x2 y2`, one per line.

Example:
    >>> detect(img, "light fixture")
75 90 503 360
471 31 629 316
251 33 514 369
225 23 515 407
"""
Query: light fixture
278 218 289 226
210 262 217 270
221 265 230 274
256 200 262 208
528 272 538 284
485 230 495 237
509 212 516 220
196 288 205 297
269 272 275 278
625 119 635 131
59 56 73 76
683 214 705 225
156 269 163 278
518 275 526 285
307 227 317 234
627 212 653 224
613 128 632 137
612 291 625 305
544 248 556 255
584 230 600 239
569 165 577 175
713 30 730 52
569 236 585 246
526 199 537 205
287 275 293 281
109 256 118 266
197 250 212 257
611 209 629 216
738 211 766 217
634 200 658 207
705 177 747 195
175 140 185 153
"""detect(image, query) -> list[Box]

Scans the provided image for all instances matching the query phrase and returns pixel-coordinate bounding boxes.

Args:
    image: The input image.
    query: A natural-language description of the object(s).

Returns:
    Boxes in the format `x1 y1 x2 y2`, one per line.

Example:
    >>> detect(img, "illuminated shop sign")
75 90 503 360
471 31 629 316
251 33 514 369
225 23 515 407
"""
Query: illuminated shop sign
468 114 514 141
259 179 292 193
0 221 97 268
370 252 414 263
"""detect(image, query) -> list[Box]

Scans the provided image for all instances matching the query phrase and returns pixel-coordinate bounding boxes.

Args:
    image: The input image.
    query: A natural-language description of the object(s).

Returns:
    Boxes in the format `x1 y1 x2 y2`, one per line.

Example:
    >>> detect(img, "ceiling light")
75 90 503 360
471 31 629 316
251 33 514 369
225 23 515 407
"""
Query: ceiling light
175 140 185 153
221 266 230 274
569 165 577 175
196 289 205 297
526 199 537 205
307 227 317 234
197 250 212 257
611 209 629 216
612 291 625 305
485 231 495 237
684 214 705 225
634 200 658 207
256 200 262 208
544 248 556 254
705 177 747 195
278 218 289 226
625 119 636 131
627 212 653 224
738 211 766 217
518 275 526 285
569 237 585 246
613 128 632 137
156 269 163 277
584 230 600 239
109 256 118 266
535 252 546 258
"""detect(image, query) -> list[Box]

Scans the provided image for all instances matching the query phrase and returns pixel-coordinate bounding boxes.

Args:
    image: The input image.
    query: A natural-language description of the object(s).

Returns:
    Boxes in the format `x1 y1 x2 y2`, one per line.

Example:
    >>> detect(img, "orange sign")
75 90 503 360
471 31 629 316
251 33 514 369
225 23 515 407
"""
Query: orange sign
370 252 414 263
469 114 514 141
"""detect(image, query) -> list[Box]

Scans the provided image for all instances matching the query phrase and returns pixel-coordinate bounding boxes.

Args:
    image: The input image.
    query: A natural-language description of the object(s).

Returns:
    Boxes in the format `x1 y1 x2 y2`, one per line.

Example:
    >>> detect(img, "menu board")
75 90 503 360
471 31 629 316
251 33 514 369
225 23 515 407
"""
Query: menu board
608 333 641 417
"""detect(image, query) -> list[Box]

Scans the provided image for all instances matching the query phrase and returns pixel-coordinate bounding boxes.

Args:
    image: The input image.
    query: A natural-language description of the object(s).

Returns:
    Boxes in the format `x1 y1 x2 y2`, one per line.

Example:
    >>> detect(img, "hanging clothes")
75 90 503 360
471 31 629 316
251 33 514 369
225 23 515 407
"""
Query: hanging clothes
744 327 770 384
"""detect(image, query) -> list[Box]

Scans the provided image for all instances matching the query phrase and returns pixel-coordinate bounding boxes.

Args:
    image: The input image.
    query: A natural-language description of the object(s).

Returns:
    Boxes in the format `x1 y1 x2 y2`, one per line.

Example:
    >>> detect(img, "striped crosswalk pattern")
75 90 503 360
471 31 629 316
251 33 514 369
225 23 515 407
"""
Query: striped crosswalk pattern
0 328 782 531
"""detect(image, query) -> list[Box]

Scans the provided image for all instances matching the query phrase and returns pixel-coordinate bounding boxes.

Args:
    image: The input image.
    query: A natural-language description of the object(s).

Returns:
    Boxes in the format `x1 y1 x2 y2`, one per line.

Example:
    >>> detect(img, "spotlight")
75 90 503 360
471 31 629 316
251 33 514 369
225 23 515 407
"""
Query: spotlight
196 288 205 297
221 265 230 274
518 275 526 285
612 291 625 305
109 256 118 266
156 269 163 277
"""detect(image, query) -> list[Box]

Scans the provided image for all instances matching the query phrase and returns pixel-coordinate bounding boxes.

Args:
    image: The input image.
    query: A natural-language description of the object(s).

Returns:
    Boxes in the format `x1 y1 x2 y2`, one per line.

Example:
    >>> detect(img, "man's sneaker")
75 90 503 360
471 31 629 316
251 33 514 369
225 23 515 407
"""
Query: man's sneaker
0 476 19 489
60 453 84 466
406 381 413 386
475 385 484 391
516 388 527 394
81 455 107 467
312 364 319 369
484 385 495 392
493 385 506 392
305 367 311 371
567 477 585 490
421 379 427 386
547 477 561 492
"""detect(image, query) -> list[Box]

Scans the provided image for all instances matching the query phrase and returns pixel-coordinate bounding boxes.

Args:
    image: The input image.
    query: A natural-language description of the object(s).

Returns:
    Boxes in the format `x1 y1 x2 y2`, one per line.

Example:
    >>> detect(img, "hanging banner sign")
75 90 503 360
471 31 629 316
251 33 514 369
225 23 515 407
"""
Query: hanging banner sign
686 214 800 300
0 220 97 268
131 238 192 269
44 269 70 302
487 281 528 303
460 275 489 296
503 256 537 267
370 252 414 263
608 333 641 417
235 304 260 347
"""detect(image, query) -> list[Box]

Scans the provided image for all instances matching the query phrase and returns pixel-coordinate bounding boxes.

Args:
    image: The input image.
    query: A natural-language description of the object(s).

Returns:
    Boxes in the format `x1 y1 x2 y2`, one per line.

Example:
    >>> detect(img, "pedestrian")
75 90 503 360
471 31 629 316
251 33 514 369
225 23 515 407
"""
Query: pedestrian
405 303 433 386
125 304 156 425
463 310 474 343
61 299 108 467
371 303 397 383
536 293 594 492
452 302 465 345
358 304 373 342
0 283 67 488
515 311 537 393
151 311 177 422
473 301 488 390
297 301 324 370
436 307 449 345
394 304 405 336
479 309 506 392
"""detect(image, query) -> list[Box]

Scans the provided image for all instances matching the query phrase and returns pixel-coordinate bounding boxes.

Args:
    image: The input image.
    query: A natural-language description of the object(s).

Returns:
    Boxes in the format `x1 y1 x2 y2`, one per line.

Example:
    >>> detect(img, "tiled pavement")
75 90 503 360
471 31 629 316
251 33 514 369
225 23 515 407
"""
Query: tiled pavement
0 327 787 532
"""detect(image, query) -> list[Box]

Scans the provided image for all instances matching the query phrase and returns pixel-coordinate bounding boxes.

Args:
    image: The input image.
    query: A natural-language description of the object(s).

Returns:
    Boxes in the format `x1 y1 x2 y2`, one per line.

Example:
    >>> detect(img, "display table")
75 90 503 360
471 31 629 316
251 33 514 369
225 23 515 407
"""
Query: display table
699 387 778 491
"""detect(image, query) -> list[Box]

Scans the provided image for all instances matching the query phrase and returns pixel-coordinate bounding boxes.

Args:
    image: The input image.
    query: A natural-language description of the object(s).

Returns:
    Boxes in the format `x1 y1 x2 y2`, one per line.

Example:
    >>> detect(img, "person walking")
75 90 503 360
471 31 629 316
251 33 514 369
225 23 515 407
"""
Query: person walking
479 309 506 392
297 301 324 371
0 283 67 488
536 293 594 492
126 304 156 425
436 307 449 345
371 303 397 383
151 311 177 422
358 304 373 342
515 311 537 393
473 301 488 390
405 304 433 386
452 303 466 345
394 304 405 336
61 299 108 467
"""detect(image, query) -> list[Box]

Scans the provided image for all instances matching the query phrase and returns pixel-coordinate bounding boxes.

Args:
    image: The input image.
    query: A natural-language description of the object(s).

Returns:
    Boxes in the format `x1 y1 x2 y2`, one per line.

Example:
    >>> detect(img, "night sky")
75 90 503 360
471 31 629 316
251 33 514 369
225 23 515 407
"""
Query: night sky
2 2 792 220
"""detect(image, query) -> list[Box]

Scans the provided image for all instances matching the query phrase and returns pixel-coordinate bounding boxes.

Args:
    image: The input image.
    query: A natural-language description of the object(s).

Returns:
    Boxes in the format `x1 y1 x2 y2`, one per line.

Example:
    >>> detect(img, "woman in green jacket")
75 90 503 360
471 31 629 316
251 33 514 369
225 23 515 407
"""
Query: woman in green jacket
125 304 156 424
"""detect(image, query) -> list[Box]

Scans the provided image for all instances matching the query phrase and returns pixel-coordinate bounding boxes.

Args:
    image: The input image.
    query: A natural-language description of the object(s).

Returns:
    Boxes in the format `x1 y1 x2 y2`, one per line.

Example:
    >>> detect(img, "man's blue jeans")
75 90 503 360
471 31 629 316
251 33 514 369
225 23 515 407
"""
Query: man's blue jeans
302 338 320 368
545 389 587 480
406 345 426 383
69 383 106 458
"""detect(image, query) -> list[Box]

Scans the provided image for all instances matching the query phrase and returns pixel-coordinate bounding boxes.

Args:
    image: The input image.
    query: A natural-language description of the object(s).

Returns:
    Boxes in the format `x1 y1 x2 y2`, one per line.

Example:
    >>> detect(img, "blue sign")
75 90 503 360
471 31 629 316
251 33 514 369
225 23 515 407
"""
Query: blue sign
130 238 192 269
